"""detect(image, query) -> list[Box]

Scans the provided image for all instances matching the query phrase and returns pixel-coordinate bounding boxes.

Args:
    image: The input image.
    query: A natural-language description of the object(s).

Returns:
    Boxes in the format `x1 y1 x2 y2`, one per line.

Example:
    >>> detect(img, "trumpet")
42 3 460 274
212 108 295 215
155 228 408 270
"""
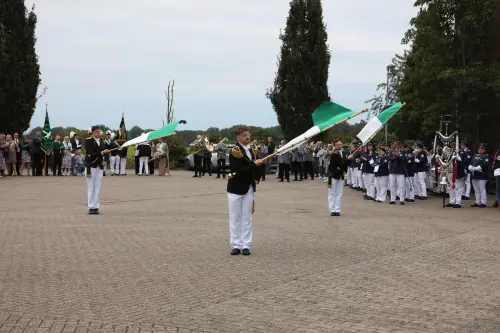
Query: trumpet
215 137 228 151
189 135 207 154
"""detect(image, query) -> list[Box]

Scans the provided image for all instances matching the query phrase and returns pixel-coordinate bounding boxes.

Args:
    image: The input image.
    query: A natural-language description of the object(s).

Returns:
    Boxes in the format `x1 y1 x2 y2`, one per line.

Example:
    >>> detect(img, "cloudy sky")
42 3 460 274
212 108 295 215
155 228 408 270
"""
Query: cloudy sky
27 0 416 131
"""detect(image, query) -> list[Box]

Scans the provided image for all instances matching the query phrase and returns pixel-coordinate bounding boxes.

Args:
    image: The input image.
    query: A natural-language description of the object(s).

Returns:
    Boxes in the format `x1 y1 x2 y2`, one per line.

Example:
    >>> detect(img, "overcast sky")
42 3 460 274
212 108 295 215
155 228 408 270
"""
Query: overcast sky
27 0 416 131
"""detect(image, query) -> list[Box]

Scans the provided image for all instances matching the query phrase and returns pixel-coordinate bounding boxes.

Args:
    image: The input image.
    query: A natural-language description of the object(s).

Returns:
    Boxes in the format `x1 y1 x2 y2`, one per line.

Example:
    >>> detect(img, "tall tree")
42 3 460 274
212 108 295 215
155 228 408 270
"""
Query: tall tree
267 0 331 140
0 1 42 134
394 0 500 146
164 79 175 125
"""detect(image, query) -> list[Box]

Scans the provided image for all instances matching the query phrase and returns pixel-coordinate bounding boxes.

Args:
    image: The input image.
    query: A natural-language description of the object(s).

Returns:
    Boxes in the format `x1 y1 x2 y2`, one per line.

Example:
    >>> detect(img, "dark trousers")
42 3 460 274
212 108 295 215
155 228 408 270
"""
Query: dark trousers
314 157 319 176
203 156 212 175
149 160 154 175
292 161 303 180
258 164 266 181
135 156 139 174
303 161 314 179
495 176 500 203
278 163 290 181
16 151 21 174
32 152 43 176
52 152 62 175
194 155 203 176
217 158 226 178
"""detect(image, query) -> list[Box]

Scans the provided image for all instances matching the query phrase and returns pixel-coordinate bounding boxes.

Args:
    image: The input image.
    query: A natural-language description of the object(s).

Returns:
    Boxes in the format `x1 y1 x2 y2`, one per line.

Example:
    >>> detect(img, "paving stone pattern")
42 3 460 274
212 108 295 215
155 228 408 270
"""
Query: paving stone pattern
0 171 499 332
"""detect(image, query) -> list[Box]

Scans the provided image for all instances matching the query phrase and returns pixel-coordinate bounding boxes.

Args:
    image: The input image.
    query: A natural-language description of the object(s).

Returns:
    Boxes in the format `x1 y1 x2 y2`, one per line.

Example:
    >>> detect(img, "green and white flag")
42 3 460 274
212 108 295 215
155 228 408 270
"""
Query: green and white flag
276 101 359 155
41 106 53 155
356 102 404 144
120 120 187 148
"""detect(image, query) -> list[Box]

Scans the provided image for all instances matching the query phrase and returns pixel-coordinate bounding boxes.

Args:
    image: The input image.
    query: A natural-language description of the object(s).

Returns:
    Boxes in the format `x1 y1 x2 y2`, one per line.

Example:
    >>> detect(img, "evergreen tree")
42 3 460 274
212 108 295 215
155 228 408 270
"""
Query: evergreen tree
0 0 41 134
267 0 330 140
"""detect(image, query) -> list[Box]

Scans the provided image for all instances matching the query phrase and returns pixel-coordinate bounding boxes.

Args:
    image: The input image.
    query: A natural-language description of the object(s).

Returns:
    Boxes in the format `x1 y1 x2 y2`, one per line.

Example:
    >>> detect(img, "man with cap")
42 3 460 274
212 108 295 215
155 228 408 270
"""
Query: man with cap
85 125 110 214
374 144 389 202
347 140 360 189
468 143 490 208
328 139 348 216
413 140 428 200
460 142 473 200
403 143 416 202
388 139 407 205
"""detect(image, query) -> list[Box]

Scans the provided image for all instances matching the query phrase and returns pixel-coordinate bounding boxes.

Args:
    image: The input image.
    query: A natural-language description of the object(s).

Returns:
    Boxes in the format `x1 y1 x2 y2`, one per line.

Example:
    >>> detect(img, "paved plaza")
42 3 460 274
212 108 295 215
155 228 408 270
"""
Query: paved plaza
0 171 499 333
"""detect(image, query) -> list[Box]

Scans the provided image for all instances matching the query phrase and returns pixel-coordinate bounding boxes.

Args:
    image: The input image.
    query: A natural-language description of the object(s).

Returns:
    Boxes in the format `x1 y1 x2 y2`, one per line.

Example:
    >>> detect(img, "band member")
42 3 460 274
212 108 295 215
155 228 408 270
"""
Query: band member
85 125 109 214
493 146 500 207
446 149 467 208
291 147 303 181
468 143 489 208
192 135 205 178
403 143 415 203
322 144 332 182
347 141 359 189
137 141 151 176
108 133 121 176
278 141 291 182
227 126 263 255
374 146 389 202
302 141 314 180
460 142 473 200
202 143 212 176
327 139 348 216
360 142 376 200
413 140 428 200
256 140 268 181
118 142 128 176
216 138 228 179
388 140 407 205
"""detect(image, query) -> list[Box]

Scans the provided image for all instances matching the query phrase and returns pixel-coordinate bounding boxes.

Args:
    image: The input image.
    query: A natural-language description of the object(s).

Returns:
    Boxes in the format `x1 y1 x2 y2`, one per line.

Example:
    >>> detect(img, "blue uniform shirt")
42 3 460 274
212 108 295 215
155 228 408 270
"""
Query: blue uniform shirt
469 154 490 180
361 151 377 174
375 154 389 177
388 149 407 175
414 149 428 173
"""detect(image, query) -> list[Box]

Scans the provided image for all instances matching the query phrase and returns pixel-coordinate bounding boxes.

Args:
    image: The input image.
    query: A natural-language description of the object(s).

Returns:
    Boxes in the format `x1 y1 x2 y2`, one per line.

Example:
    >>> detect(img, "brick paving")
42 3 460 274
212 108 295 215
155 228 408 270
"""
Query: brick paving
0 171 499 333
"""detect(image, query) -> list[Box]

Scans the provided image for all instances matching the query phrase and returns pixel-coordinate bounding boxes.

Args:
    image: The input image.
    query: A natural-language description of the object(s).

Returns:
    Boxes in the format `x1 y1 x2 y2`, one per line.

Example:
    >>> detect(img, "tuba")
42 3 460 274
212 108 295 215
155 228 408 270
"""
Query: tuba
189 135 207 154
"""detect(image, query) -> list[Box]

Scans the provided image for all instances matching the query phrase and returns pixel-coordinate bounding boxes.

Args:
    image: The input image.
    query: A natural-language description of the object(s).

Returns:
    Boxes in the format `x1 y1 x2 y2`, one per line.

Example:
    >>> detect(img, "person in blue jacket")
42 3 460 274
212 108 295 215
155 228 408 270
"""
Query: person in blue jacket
413 140 428 200
374 145 389 202
360 142 377 200
446 150 467 208
460 142 473 200
388 140 407 205
403 143 415 203
468 143 490 208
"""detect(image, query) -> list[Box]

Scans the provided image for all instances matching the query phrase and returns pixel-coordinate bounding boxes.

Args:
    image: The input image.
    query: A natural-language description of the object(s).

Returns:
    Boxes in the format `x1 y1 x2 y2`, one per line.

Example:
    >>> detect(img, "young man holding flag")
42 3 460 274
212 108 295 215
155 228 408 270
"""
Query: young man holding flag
85 126 110 214
327 139 348 216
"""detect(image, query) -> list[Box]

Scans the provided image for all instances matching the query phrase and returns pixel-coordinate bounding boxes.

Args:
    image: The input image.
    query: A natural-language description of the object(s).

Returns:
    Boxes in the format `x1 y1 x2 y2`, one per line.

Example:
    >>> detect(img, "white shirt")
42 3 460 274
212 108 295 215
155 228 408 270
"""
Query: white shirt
241 144 252 160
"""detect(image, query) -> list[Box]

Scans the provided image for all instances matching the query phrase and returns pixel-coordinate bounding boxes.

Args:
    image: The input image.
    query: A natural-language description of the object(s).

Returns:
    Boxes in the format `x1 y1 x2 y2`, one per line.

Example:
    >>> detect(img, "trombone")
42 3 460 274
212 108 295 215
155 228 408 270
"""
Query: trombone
189 135 207 154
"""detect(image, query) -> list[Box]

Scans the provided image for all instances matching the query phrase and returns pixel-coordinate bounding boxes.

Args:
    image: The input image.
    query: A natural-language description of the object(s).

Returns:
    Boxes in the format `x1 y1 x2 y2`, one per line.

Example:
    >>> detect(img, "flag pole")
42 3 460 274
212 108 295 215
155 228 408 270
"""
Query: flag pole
348 102 406 158
259 108 369 163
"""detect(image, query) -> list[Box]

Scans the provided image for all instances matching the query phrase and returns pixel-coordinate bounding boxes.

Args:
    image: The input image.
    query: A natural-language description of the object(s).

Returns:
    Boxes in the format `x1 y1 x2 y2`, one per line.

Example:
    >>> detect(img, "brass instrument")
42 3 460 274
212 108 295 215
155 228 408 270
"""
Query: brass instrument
189 135 207 154
215 137 228 151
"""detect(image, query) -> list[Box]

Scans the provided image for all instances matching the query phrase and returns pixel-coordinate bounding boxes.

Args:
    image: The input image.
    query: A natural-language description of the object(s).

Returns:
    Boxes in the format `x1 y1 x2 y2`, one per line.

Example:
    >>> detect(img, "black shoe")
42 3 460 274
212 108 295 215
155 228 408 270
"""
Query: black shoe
231 248 241 255
242 248 251 256
419 196 428 200
94 209 100 214
415 195 421 199
471 203 479 207
479 204 486 208
445 203 454 207
330 212 335 216
454 204 462 208
400 202 405 205
408 199 415 202
462 196 470 200
335 212 341 216
396 196 400 201
193 174 198 178
375 200 382 203
389 201 395 205
88 209 94 215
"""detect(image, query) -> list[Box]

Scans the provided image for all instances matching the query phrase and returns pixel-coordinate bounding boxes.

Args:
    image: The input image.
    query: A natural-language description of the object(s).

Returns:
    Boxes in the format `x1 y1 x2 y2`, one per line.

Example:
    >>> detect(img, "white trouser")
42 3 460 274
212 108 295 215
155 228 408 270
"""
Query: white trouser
357 169 364 189
346 168 351 185
228 187 254 250
390 174 405 203
465 173 471 197
139 156 149 175
120 157 127 174
425 171 430 189
472 179 487 205
349 167 358 187
375 176 388 202
405 176 415 200
363 173 376 198
110 156 120 174
448 175 465 205
415 172 427 197
328 178 344 213
87 167 103 209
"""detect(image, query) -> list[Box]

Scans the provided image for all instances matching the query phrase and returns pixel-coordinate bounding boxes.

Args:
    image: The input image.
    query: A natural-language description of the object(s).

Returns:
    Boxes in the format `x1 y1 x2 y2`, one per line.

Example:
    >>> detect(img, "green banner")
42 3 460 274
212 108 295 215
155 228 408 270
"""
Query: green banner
41 107 53 155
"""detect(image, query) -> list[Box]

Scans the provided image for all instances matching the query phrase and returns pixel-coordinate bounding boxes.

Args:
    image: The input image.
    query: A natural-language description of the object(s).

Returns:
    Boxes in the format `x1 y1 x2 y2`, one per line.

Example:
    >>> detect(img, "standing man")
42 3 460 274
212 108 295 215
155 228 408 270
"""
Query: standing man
413 141 428 200
388 140 407 205
31 131 42 176
108 133 121 176
13 132 21 176
327 139 348 216
278 140 291 182
215 138 228 179
460 142 473 200
266 137 275 175
302 141 314 180
446 149 467 208
227 126 263 256
469 143 490 208
85 125 109 214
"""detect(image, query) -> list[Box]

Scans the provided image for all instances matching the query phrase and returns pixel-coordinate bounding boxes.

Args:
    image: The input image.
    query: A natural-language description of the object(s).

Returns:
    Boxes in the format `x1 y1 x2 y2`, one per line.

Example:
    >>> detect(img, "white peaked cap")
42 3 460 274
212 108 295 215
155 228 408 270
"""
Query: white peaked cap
111 133 116 139
69 131 75 138
106 130 111 135
88 128 92 134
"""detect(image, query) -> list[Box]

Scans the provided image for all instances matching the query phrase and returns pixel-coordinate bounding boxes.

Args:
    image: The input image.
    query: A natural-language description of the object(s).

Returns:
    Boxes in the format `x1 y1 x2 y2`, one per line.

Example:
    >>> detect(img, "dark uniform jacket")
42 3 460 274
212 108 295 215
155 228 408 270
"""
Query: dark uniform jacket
328 149 348 181
227 143 258 195
85 137 105 169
